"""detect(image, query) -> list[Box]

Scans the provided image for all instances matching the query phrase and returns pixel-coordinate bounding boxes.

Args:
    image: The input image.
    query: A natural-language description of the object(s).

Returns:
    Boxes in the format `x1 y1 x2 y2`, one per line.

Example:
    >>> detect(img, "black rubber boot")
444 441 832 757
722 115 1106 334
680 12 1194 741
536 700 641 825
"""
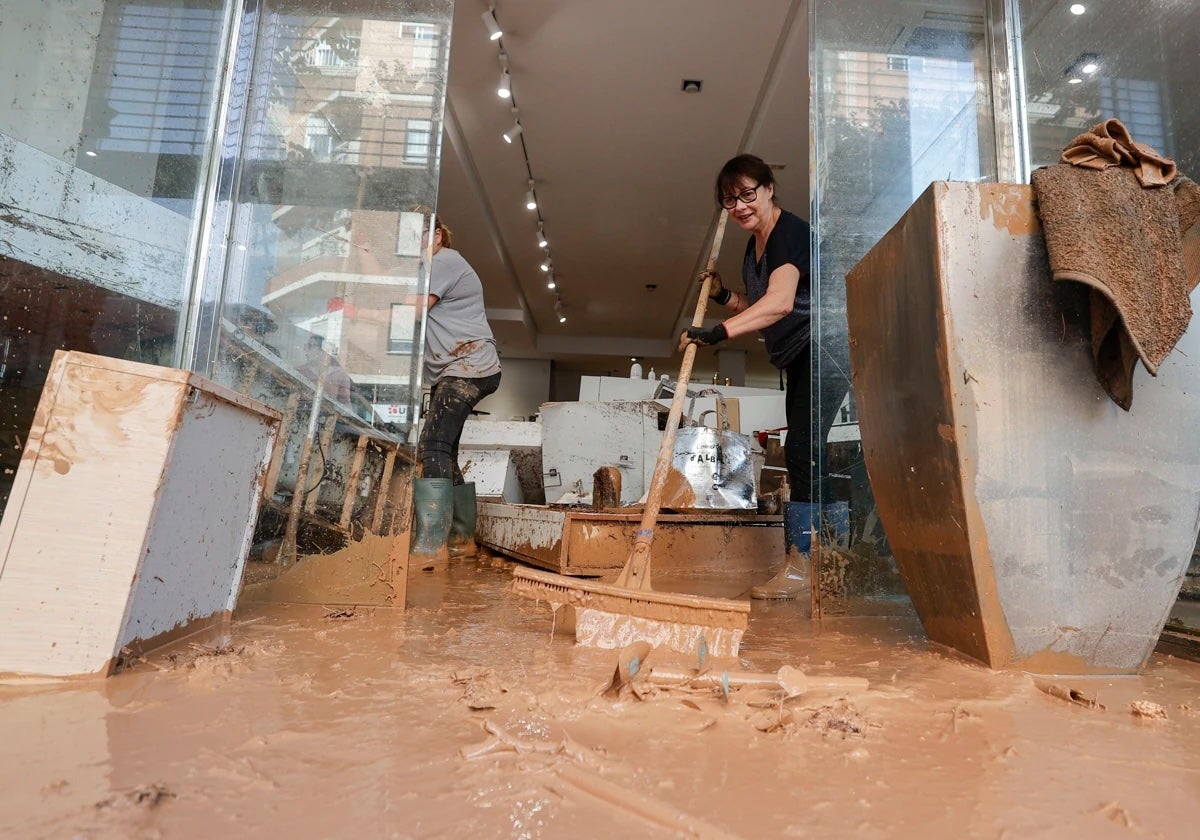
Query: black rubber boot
411 478 453 569
448 481 478 558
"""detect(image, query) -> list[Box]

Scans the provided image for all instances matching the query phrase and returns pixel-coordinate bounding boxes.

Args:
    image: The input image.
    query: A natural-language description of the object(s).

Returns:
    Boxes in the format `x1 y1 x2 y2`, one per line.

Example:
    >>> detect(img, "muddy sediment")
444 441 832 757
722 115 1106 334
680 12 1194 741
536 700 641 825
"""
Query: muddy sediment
1 557 1199 837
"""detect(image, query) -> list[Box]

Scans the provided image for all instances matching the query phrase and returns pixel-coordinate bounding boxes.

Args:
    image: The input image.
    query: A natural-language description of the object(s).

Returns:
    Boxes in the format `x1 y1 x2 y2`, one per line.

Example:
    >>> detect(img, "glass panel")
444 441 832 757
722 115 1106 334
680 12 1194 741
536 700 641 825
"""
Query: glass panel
1016 0 1200 631
0 0 230 517
200 0 452 561
810 0 999 610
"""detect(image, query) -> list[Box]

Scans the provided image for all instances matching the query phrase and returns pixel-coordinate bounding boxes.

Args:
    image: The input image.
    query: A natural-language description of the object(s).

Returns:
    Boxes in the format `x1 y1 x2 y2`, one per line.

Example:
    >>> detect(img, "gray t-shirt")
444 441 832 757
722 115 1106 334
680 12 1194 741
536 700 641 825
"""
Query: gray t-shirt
424 247 501 383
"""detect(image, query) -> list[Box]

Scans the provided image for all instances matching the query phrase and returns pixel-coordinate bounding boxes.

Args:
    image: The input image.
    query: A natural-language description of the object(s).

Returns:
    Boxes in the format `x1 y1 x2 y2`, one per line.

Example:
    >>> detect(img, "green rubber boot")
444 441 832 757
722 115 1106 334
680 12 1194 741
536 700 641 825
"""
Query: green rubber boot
448 481 479 558
411 478 453 569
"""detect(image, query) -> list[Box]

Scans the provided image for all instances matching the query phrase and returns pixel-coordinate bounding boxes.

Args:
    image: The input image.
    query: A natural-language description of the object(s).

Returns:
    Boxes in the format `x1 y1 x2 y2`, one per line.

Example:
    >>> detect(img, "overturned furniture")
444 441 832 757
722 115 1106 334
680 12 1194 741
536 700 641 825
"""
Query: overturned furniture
846 181 1200 674
0 351 280 677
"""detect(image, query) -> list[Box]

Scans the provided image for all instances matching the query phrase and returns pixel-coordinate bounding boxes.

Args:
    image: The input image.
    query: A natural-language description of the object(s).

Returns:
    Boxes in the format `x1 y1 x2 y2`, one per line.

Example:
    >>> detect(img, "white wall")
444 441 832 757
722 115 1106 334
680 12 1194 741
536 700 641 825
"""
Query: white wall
475 357 551 420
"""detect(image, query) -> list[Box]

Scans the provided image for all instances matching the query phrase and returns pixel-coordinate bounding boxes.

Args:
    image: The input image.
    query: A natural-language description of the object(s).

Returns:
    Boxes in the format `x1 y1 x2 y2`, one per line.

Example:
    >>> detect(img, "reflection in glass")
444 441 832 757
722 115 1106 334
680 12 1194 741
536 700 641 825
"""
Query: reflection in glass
0 0 229 517
811 0 997 609
1016 0 1200 631
201 2 453 558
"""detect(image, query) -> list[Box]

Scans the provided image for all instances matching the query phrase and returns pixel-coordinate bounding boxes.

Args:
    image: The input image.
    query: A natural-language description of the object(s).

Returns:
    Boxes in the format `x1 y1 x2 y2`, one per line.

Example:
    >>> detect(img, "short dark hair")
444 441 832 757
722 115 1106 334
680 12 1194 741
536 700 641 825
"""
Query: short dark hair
715 154 776 206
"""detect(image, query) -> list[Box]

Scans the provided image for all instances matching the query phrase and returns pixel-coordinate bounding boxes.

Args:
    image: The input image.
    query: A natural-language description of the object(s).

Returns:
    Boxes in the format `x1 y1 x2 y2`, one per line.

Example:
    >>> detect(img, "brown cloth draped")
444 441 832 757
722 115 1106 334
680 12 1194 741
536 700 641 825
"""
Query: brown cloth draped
1031 119 1200 410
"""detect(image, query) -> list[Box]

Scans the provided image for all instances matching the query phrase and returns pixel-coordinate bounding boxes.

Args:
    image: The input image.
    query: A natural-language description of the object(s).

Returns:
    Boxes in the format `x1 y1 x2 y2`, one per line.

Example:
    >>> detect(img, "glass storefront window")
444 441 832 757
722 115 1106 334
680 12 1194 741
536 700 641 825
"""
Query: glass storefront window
1 0 452 566
810 0 1000 609
0 0 231 515
1016 0 1200 632
198 1 453 559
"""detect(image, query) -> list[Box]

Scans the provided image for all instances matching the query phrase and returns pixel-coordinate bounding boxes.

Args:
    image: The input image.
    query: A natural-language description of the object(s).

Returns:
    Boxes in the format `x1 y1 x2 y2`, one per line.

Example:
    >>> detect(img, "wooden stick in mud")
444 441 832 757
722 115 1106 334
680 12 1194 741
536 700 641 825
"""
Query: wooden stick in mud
647 664 868 697
551 764 743 840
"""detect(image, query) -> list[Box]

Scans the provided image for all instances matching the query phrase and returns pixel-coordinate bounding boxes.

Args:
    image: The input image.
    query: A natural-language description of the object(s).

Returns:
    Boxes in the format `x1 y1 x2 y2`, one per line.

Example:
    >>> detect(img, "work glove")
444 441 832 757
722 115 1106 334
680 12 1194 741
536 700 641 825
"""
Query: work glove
678 323 729 352
700 269 731 306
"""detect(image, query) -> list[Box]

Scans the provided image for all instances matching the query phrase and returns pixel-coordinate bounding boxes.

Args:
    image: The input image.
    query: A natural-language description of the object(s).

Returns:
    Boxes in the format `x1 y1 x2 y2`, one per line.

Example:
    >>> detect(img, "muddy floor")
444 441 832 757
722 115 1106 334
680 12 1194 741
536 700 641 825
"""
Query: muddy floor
2 554 1199 838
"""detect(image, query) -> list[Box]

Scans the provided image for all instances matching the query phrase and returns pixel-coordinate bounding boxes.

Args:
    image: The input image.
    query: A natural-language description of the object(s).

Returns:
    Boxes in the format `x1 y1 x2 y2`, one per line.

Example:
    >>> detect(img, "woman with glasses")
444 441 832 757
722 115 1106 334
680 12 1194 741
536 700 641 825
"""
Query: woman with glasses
680 153 822 603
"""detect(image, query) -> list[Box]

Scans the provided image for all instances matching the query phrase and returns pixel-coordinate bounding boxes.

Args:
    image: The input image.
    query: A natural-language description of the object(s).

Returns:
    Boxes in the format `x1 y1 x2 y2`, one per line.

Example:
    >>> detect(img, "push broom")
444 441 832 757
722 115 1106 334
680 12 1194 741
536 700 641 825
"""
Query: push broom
511 213 750 657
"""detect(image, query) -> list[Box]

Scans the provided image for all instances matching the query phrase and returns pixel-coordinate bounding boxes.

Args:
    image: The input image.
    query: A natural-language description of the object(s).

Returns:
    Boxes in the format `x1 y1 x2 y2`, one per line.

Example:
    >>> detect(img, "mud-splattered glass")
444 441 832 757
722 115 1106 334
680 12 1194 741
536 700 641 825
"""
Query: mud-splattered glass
809 0 1001 612
0 0 233 518
1015 0 1200 634
193 1 453 562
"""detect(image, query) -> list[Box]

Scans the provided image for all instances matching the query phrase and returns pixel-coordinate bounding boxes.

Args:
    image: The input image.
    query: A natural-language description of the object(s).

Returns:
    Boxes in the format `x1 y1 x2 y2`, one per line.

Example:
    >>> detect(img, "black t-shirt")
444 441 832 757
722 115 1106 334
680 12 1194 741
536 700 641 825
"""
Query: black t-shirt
740 208 811 369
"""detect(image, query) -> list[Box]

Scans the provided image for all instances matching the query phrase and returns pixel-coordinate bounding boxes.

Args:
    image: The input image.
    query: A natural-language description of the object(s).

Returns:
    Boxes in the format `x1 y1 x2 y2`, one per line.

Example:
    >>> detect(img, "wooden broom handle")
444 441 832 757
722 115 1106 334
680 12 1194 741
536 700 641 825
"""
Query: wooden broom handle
617 212 729 590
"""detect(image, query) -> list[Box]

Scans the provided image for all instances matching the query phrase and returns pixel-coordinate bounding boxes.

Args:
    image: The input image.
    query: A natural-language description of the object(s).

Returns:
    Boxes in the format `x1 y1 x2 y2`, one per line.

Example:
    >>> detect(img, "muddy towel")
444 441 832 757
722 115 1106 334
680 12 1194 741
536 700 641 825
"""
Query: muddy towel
1032 122 1200 410
1060 118 1177 187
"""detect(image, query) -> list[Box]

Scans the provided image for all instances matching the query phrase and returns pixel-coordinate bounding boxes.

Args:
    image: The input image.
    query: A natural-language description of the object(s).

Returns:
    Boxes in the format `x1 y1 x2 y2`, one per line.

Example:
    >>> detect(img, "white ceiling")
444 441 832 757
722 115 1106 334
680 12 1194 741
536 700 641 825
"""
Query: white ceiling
434 1 1200 384
436 0 810 383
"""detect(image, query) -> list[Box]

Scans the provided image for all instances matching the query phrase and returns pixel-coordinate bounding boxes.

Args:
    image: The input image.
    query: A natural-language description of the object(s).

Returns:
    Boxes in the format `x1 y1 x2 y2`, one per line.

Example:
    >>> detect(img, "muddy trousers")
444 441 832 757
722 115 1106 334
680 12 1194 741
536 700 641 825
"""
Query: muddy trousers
418 373 502 482
784 344 846 505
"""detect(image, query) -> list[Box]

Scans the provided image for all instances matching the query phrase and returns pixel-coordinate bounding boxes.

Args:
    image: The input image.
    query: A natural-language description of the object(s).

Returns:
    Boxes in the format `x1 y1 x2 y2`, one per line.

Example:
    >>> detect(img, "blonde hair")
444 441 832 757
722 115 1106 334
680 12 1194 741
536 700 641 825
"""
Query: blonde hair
411 205 453 250
433 217 454 249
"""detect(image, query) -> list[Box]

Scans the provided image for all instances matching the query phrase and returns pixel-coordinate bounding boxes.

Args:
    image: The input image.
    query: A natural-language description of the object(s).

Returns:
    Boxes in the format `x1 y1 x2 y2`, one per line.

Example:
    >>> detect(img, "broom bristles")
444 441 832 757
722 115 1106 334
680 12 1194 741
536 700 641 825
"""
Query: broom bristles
512 566 749 658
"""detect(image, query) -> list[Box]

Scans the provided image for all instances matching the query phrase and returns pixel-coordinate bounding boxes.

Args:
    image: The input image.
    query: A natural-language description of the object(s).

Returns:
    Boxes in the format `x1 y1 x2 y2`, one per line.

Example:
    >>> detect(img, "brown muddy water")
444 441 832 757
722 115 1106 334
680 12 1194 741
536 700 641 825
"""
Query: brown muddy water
2 554 1199 838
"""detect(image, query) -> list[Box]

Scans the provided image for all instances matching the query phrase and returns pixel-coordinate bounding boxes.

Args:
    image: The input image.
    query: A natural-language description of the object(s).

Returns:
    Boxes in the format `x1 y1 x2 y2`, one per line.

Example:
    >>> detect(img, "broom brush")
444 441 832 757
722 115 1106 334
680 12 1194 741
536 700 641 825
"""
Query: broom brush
512 213 750 657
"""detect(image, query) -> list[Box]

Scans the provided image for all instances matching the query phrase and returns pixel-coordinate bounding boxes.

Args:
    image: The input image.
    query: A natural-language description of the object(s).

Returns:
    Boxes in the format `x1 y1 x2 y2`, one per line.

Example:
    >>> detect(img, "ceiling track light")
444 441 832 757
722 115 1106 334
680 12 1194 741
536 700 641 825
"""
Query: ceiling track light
546 276 556 290
498 69 511 99
525 181 537 211
537 223 548 249
1064 51 1101 85
503 119 522 143
540 259 552 272
482 7 502 41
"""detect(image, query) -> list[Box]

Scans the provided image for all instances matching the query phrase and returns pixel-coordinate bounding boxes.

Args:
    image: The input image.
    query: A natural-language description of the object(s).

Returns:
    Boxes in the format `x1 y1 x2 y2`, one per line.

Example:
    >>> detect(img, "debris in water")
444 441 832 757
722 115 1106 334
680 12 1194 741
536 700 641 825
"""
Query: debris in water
95 783 176 810
323 606 358 620
1032 679 1105 710
165 642 247 670
1095 800 1139 829
1130 700 1168 720
460 719 602 769
452 668 509 711
802 700 872 738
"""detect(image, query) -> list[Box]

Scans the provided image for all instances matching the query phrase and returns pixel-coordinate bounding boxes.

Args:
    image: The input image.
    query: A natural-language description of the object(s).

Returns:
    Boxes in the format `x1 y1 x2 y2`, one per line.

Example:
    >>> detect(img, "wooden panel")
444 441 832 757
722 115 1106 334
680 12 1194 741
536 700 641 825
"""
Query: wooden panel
846 183 1005 667
477 501 779 578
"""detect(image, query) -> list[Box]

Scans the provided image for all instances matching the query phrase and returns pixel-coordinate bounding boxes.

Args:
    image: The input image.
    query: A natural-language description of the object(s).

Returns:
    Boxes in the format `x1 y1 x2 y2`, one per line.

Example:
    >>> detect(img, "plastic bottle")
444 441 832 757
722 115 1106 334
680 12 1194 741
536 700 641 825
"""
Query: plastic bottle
778 473 791 503
630 361 643 379
647 367 656 380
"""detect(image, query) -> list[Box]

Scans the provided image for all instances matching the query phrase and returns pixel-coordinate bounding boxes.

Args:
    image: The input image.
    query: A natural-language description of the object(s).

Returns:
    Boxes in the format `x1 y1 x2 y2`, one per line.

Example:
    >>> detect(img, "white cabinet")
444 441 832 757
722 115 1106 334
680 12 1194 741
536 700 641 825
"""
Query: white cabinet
0 351 280 677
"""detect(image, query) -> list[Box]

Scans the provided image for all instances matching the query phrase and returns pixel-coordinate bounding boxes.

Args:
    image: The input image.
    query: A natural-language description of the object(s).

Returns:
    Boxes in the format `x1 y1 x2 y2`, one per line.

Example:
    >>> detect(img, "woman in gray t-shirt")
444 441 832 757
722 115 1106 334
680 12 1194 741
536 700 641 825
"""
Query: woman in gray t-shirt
415 217 502 482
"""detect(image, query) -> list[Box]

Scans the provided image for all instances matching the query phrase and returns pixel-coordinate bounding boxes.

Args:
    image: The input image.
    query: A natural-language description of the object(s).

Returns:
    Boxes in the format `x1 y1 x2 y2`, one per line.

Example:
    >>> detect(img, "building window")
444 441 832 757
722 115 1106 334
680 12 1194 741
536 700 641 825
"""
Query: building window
400 22 438 73
307 34 360 69
389 303 416 354
1101 78 1167 157
404 119 432 164
305 115 333 160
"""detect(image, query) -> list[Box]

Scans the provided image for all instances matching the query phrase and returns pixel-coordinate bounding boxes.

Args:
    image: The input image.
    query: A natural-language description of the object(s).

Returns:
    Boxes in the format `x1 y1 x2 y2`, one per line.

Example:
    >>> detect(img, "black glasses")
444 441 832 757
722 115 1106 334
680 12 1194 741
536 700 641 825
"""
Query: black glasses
719 184 760 209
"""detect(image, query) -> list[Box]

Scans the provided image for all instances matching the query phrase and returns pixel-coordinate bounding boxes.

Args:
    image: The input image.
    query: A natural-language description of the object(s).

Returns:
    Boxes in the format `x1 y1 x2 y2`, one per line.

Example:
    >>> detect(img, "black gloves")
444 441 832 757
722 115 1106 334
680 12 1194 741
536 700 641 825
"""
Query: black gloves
701 269 731 306
679 323 729 351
